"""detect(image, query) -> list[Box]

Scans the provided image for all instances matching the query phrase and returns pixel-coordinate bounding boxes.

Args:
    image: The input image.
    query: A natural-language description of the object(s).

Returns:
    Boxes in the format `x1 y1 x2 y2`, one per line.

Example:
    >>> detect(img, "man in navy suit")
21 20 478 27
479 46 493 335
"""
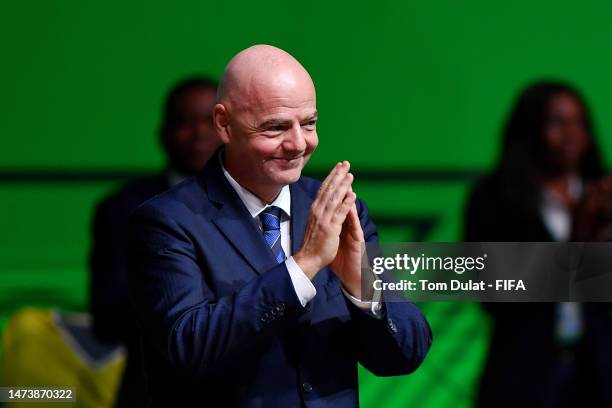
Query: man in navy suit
128 44 432 407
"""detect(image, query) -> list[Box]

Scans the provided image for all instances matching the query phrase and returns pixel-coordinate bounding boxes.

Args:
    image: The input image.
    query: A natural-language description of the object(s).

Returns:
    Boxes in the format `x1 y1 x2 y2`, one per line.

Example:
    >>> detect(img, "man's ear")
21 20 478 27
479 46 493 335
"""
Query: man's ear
213 104 231 144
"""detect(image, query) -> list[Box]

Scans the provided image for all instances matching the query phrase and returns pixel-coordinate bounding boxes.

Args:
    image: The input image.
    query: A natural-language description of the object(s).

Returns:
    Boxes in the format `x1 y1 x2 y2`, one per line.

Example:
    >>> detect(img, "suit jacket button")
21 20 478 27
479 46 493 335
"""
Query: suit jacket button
260 315 268 323
302 382 313 393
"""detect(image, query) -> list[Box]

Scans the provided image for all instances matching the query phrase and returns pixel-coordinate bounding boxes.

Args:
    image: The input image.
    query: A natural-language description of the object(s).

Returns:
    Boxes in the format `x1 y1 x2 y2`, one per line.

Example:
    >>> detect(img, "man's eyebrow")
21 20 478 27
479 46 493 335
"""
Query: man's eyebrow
258 118 293 129
258 112 319 129
302 112 319 122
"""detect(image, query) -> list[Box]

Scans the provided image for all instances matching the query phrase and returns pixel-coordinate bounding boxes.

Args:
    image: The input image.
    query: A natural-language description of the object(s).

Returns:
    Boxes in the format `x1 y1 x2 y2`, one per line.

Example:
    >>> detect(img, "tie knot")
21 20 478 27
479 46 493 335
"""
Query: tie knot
260 206 283 231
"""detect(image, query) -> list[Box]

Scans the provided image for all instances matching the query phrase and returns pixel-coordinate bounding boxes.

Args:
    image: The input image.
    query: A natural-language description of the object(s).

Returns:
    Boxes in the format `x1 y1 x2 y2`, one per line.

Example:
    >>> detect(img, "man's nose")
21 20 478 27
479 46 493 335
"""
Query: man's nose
284 125 307 152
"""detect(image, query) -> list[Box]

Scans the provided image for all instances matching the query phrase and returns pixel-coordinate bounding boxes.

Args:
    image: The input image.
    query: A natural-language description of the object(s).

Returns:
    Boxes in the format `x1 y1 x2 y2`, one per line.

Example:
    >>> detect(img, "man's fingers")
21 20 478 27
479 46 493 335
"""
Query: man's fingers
320 161 347 193
315 162 352 215
323 172 353 210
347 204 358 225
322 162 350 200
332 191 356 226
316 162 342 201
347 204 365 241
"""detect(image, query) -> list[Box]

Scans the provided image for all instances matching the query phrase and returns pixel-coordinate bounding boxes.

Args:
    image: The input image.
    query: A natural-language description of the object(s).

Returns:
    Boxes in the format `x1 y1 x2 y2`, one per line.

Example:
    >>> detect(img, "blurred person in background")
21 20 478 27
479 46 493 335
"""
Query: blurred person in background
89 76 220 407
465 80 612 407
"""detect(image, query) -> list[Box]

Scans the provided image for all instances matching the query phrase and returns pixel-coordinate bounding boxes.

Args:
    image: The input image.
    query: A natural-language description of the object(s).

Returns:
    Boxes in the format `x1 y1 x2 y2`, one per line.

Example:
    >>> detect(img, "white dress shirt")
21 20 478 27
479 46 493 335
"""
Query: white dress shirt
220 158 381 317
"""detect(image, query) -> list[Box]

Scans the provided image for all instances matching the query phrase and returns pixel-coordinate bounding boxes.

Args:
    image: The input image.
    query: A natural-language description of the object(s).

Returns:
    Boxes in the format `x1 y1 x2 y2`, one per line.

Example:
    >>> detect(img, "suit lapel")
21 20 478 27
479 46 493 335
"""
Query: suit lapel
201 155 277 275
289 181 313 254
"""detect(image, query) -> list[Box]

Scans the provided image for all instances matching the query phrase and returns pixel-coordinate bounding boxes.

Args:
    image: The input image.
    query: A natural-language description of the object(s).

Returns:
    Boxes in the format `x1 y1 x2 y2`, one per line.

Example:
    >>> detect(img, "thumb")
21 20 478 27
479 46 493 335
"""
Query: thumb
348 204 364 240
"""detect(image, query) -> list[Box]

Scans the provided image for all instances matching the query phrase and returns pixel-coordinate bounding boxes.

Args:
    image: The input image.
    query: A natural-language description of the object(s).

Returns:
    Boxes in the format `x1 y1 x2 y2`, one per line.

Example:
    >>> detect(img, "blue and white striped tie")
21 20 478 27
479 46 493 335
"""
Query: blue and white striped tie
259 206 286 264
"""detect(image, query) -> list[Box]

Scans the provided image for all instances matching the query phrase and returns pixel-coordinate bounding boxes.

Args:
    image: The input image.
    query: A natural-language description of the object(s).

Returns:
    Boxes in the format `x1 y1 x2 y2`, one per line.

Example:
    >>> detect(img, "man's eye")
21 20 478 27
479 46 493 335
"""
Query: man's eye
302 121 317 128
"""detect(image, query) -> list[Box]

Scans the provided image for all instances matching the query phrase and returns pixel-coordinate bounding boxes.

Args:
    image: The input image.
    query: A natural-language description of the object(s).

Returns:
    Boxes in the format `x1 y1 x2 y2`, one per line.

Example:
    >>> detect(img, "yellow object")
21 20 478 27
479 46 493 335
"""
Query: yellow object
2 308 125 408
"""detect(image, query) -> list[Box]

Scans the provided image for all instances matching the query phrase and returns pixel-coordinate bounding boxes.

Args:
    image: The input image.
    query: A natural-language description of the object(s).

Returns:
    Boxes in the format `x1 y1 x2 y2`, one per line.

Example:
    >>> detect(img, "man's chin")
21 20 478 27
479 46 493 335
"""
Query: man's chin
270 168 302 186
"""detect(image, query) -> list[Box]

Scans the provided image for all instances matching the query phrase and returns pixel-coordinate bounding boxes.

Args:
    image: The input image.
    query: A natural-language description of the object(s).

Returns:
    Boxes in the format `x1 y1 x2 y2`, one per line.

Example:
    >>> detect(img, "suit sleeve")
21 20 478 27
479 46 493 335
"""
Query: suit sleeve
348 199 433 376
127 203 309 379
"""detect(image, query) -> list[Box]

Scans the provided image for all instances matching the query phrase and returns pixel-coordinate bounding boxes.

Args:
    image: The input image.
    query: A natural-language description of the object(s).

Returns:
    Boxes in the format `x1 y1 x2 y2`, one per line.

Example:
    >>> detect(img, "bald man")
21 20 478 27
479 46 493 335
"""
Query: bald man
128 45 432 407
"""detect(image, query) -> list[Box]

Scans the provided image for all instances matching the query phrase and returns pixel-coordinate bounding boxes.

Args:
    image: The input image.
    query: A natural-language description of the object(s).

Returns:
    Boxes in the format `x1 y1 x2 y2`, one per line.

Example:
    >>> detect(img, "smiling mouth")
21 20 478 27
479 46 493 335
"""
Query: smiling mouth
268 157 305 169
272 156 303 162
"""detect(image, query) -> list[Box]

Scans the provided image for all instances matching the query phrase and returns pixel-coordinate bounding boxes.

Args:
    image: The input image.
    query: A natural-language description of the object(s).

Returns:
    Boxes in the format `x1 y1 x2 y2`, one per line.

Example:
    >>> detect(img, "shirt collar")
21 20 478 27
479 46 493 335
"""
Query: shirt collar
219 152 291 219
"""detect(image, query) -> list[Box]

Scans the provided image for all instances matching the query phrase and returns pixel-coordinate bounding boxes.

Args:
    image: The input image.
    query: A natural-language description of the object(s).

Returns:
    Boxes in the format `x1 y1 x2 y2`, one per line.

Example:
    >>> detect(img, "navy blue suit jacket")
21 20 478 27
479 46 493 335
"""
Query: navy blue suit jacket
128 157 432 407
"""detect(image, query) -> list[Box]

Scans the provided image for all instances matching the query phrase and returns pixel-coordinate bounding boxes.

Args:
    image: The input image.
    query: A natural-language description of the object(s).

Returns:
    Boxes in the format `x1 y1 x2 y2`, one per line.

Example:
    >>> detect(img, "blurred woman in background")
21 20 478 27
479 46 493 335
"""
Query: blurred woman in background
465 81 612 407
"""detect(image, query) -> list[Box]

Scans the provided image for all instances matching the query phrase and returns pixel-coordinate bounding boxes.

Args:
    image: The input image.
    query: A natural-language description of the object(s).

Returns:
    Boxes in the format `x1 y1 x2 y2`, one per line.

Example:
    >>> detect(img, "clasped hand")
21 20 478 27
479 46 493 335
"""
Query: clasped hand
294 161 365 299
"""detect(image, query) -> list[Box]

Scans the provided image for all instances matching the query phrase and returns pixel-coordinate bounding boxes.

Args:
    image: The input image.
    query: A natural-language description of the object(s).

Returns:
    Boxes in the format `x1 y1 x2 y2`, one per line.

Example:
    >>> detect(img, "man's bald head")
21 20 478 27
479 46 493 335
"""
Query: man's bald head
213 44 319 203
217 44 315 111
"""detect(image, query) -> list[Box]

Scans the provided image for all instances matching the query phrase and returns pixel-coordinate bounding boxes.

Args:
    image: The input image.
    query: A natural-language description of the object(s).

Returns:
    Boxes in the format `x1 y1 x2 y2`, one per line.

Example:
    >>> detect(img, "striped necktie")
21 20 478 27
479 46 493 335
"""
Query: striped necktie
259 206 286 264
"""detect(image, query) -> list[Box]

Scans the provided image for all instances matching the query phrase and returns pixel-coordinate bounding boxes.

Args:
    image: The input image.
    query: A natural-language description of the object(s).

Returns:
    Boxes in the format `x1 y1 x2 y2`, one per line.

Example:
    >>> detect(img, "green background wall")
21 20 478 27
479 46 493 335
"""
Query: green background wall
1 2 611 407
